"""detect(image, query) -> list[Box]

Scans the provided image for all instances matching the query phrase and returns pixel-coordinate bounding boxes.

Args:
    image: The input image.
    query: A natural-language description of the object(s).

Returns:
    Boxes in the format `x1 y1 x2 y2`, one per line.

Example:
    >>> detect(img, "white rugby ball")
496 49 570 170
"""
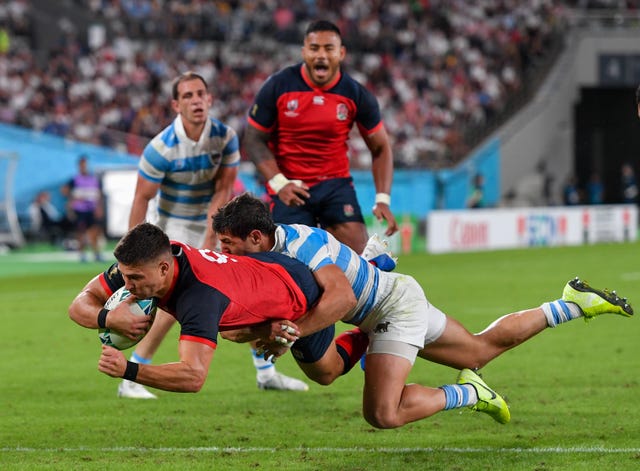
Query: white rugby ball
98 286 157 350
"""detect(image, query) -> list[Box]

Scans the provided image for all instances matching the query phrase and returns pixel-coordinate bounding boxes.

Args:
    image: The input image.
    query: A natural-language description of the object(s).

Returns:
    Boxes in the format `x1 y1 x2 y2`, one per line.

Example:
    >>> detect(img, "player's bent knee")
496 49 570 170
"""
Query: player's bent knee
306 371 339 386
362 407 403 429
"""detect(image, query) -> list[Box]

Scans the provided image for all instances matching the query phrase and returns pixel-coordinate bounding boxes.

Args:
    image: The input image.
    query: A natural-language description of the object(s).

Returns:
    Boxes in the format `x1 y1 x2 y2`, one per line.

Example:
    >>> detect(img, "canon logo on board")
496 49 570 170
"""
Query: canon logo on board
449 218 488 248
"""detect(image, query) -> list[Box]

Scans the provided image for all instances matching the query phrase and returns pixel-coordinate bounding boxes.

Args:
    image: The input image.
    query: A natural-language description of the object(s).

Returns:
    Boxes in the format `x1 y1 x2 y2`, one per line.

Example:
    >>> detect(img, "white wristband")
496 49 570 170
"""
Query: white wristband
268 173 291 193
374 192 391 206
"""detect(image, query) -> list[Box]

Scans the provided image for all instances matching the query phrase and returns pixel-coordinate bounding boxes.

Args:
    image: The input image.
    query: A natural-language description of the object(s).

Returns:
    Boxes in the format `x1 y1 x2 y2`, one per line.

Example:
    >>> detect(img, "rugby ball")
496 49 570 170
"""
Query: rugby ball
98 286 157 350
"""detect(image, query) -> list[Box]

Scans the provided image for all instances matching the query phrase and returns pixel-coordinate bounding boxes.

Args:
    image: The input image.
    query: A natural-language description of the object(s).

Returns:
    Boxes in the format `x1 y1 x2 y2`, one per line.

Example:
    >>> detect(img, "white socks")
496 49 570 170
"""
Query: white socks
252 349 275 381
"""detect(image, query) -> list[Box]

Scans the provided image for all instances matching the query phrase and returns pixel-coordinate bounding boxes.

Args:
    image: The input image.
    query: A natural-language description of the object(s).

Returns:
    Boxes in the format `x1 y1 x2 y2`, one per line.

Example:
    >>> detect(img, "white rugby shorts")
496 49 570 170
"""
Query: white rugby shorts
357 271 447 364
157 215 207 248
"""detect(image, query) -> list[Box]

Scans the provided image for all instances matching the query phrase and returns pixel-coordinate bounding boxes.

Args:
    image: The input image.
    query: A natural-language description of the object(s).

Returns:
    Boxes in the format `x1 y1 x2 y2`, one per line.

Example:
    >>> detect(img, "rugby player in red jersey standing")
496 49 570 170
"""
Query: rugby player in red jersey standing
243 20 397 254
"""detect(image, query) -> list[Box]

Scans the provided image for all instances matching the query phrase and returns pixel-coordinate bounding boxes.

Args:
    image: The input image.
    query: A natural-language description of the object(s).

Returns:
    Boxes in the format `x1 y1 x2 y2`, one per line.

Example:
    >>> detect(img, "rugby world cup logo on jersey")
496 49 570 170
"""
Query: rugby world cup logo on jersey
284 99 299 117
336 103 348 121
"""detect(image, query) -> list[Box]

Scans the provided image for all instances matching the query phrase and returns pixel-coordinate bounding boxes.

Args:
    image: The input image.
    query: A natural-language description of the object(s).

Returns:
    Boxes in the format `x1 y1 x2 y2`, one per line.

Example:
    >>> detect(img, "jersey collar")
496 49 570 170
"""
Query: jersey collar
158 244 182 307
173 114 212 146
300 63 341 91
272 225 287 253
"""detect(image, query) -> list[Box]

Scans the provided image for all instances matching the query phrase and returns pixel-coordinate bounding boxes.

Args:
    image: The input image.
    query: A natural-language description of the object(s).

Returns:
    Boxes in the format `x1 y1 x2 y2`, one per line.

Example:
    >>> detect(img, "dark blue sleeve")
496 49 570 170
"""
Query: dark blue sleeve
249 73 279 129
354 84 382 131
174 283 227 345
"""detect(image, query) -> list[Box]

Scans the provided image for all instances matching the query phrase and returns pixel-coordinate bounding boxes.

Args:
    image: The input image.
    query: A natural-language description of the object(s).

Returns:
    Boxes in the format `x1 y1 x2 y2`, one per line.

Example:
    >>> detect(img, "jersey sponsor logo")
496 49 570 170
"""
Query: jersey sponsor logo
284 99 299 117
313 96 325 105
343 203 355 217
209 152 222 166
336 103 349 121
107 265 120 281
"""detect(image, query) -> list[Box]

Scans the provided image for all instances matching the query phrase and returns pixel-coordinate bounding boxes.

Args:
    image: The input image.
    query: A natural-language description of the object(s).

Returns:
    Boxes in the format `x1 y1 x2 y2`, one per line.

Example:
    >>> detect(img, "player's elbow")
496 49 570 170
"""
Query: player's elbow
337 291 357 321
68 303 89 328
219 330 239 342
183 371 208 393
345 292 357 312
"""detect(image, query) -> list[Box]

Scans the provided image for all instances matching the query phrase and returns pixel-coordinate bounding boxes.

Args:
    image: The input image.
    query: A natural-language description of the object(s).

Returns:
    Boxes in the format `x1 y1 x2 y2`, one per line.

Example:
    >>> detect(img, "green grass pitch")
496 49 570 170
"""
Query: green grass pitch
1 242 639 470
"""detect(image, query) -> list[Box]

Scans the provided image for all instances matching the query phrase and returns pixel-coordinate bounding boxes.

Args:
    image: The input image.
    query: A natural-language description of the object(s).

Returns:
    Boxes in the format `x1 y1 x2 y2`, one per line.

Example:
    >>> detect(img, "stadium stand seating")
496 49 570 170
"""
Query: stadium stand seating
2 0 572 168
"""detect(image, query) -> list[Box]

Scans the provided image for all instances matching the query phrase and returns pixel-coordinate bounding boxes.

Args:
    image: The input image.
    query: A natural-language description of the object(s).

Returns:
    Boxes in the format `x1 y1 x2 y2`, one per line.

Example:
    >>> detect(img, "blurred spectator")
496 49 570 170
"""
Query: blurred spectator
562 174 581 205
467 173 485 208
28 190 72 245
0 23 10 54
60 155 105 262
537 160 556 205
587 171 604 204
620 162 638 205
0 0 570 168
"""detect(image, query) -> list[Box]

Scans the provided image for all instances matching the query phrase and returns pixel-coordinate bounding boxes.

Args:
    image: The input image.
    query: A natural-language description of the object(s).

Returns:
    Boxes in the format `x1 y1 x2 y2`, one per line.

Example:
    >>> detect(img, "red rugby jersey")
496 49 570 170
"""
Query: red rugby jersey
100 242 319 348
247 63 384 186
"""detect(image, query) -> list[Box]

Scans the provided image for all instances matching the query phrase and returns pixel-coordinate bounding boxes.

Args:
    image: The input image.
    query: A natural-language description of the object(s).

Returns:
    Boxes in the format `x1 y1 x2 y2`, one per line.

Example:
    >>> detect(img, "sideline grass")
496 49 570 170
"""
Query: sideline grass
1 242 639 470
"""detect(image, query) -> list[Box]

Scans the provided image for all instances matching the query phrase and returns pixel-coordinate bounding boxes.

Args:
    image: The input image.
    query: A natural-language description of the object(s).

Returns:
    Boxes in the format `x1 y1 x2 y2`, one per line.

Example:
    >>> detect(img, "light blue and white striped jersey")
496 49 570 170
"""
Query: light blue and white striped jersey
139 115 240 222
273 224 380 325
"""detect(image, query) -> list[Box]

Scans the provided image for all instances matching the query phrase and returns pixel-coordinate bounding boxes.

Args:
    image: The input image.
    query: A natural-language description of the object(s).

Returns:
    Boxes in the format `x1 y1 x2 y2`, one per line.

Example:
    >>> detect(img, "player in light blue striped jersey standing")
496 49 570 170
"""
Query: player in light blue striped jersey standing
118 72 308 399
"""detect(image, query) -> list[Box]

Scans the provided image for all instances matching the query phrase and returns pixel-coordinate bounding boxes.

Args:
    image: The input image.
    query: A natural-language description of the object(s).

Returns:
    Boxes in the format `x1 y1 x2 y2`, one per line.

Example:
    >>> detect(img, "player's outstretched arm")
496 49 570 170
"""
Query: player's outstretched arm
98 339 215 393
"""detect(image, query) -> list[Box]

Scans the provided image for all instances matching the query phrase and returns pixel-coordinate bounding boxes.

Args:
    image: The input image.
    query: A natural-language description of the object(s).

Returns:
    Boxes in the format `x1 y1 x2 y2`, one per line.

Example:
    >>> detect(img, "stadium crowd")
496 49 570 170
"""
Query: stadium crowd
0 0 626 169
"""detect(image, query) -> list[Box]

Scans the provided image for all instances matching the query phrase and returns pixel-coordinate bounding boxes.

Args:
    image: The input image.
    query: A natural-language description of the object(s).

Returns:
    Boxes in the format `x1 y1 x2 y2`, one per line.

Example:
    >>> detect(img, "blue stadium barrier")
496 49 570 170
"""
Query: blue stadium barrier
1 124 500 229
0 124 139 221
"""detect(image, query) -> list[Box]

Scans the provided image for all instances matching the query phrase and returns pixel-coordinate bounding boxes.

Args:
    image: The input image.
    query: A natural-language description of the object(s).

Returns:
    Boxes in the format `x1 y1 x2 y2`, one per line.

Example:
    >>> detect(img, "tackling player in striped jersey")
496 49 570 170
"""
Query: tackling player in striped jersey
213 193 633 429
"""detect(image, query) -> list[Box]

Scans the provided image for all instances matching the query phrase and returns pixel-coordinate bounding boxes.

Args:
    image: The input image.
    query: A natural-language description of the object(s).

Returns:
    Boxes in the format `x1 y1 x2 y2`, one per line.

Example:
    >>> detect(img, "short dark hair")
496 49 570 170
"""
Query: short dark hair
212 193 277 240
305 20 342 40
171 71 208 100
636 83 640 105
114 223 171 266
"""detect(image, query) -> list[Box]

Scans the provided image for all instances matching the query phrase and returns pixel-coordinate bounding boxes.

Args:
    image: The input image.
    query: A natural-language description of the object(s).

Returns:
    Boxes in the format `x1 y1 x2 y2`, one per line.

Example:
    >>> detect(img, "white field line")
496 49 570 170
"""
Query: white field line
620 271 640 281
12 251 113 262
3 446 640 454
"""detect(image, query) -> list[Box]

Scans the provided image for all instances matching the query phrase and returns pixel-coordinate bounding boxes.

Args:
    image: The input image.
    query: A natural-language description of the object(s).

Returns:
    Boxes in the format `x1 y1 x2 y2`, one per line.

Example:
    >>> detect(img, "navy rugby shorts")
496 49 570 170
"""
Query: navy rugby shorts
290 325 335 363
271 177 365 228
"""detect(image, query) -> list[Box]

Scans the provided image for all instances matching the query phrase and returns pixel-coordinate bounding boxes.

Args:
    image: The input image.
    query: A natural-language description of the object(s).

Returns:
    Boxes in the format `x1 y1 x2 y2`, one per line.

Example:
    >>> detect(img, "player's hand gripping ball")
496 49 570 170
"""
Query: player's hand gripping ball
98 286 157 350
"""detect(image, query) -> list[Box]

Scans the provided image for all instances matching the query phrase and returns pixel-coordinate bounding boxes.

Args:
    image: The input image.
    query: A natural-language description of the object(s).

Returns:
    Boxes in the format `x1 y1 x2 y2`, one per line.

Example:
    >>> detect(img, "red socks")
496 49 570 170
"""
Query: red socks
335 328 369 375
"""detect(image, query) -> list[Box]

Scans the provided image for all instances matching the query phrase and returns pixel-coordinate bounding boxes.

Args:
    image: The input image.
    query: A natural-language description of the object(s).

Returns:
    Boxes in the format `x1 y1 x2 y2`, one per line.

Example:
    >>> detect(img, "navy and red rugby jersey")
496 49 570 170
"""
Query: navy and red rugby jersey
99 242 320 349
247 63 384 186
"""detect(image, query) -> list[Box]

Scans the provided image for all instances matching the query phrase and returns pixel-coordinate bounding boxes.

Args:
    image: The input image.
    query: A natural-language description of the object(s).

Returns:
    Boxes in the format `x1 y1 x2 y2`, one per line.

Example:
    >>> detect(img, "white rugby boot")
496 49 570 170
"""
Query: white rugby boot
257 372 309 391
117 379 157 399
